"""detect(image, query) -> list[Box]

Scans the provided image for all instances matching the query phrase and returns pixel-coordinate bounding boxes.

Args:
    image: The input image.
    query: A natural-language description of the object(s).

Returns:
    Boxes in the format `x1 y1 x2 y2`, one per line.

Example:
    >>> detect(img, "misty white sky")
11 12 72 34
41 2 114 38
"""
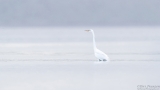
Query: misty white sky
0 0 160 27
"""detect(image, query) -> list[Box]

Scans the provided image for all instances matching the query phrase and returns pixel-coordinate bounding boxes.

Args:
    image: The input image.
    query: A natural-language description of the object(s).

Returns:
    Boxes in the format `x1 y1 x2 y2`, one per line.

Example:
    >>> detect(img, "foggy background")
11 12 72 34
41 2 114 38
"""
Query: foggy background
0 0 160 27
0 1 160 89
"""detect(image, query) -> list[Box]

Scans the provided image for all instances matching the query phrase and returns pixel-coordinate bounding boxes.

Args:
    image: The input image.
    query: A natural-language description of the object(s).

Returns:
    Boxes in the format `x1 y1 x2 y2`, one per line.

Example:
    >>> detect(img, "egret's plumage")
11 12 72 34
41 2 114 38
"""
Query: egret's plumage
85 29 110 62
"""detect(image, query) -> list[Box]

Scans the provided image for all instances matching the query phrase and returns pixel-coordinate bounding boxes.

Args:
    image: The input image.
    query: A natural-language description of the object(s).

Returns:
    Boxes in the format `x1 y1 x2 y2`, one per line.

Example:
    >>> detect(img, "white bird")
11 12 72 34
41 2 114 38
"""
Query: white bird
85 29 110 62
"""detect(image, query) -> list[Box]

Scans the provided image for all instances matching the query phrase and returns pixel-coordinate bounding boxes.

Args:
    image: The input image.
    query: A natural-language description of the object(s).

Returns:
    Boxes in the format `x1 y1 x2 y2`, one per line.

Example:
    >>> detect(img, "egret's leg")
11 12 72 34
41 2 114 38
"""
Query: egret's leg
103 59 107 61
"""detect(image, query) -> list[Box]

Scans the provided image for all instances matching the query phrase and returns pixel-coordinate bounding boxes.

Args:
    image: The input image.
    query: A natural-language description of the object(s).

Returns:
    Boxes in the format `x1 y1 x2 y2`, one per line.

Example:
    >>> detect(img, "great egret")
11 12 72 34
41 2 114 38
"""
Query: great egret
85 29 110 62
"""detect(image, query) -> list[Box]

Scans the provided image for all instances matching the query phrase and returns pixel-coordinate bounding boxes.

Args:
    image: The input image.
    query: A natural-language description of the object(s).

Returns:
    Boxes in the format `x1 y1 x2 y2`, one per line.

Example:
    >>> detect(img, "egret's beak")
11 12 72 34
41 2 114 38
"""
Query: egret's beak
85 30 90 32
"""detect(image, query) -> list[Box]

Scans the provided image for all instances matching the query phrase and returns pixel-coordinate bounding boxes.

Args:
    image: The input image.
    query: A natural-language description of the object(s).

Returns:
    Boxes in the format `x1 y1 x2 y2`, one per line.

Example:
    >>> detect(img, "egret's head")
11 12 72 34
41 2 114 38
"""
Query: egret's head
85 29 93 32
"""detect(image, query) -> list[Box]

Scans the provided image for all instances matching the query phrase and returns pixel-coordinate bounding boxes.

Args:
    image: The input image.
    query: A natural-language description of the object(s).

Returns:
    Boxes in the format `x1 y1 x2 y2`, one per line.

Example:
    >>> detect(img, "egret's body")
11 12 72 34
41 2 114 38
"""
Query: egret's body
85 29 110 62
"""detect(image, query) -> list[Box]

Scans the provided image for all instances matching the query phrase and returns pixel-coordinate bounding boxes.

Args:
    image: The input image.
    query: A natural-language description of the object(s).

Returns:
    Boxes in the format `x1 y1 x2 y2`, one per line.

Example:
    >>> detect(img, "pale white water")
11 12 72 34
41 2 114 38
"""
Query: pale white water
0 27 160 61
0 27 160 90
0 61 160 90
0 42 160 61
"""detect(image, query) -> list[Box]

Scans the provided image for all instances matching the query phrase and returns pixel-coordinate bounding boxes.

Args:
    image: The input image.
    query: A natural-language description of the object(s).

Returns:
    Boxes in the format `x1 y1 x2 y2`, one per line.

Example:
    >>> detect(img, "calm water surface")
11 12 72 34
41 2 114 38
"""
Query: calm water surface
0 27 160 61
0 27 160 90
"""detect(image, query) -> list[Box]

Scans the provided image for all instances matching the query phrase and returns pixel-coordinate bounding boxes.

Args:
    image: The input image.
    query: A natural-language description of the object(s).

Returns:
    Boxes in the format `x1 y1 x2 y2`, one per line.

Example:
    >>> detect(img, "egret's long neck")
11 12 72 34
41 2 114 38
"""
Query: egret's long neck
91 30 97 50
